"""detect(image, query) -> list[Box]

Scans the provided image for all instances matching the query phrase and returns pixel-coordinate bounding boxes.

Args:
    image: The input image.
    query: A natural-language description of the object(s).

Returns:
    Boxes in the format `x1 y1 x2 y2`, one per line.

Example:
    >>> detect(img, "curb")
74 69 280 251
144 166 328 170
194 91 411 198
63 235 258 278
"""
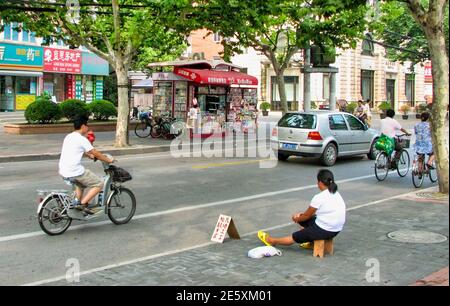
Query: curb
0 145 172 163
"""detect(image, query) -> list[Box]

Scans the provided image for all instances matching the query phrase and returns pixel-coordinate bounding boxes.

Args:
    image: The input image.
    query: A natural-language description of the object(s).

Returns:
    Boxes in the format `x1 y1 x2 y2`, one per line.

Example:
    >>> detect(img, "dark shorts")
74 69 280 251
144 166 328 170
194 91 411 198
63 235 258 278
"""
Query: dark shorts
292 217 340 244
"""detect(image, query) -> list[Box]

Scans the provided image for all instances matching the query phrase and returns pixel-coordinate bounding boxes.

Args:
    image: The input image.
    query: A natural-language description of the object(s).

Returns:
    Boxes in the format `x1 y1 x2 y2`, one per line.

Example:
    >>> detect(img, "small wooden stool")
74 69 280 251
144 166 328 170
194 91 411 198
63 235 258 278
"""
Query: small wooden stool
313 239 334 258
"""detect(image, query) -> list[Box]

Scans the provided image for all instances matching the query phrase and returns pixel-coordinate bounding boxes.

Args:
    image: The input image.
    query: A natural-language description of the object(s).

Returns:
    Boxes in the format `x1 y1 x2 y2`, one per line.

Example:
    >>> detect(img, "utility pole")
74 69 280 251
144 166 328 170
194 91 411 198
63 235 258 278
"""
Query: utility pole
303 47 311 111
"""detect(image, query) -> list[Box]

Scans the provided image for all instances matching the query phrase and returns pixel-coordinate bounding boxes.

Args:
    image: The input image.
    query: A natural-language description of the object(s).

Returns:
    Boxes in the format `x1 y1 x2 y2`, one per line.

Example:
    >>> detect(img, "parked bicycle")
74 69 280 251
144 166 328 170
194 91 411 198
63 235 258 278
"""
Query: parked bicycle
134 108 154 138
37 154 136 236
412 154 437 188
151 113 186 140
374 134 411 181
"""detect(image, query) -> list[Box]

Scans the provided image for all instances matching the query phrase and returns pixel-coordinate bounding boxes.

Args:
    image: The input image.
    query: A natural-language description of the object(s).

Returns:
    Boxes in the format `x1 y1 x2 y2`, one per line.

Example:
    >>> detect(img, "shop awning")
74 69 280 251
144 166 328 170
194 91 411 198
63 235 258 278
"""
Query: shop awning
174 67 258 86
0 70 43 77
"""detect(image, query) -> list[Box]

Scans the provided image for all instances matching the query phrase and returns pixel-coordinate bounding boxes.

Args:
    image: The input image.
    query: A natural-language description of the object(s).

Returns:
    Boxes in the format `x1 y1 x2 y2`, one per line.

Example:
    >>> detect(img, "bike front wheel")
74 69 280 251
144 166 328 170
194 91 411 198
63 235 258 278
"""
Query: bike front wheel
38 196 72 236
134 121 152 138
107 187 136 225
396 149 410 177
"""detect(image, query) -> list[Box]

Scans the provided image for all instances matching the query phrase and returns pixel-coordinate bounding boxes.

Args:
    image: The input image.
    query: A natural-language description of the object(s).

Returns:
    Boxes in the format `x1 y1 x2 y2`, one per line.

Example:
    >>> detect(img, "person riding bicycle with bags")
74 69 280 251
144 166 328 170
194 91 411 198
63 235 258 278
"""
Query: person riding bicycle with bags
413 112 435 171
58 115 114 215
380 109 411 168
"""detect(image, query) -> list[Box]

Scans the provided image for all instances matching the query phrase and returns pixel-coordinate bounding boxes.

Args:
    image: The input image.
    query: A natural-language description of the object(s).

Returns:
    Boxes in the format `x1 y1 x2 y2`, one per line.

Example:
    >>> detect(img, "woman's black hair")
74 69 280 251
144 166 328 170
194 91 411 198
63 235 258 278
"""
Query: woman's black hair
421 112 430 122
317 169 338 194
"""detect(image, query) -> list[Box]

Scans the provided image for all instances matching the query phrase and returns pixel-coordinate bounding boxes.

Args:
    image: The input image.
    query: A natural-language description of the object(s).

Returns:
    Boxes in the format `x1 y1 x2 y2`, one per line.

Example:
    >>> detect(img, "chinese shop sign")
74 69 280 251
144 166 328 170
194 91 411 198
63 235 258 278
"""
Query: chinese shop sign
44 48 81 74
211 214 240 243
0 43 43 71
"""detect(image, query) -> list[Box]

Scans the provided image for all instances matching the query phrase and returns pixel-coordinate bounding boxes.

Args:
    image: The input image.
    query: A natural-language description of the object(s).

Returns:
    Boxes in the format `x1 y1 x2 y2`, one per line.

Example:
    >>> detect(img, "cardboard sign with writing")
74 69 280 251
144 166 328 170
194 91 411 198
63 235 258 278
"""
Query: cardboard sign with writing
211 214 240 243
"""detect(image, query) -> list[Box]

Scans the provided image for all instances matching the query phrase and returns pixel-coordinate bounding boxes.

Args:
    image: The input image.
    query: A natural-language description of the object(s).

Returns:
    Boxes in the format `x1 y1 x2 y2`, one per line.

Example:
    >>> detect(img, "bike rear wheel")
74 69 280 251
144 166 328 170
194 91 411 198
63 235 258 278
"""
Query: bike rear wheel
428 161 438 183
134 121 152 138
107 187 136 225
396 149 410 177
38 196 72 236
375 152 389 181
412 159 424 188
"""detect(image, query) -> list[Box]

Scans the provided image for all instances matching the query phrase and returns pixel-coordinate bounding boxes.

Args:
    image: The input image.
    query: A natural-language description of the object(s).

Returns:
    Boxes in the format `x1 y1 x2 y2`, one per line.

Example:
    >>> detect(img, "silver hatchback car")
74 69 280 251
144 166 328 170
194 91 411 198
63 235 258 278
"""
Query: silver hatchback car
271 111 380 166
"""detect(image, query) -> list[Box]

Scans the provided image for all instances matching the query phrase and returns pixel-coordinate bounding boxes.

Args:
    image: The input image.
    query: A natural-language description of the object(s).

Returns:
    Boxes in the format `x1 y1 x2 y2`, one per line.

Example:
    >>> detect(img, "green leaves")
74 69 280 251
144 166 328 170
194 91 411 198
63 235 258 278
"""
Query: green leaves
372 0 449 65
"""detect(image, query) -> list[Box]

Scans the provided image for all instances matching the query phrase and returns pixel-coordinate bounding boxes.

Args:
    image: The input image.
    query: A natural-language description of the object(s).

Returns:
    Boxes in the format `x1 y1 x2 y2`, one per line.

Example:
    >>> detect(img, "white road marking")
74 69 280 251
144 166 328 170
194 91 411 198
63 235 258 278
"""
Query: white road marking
21 188 426 286
0 172 408 244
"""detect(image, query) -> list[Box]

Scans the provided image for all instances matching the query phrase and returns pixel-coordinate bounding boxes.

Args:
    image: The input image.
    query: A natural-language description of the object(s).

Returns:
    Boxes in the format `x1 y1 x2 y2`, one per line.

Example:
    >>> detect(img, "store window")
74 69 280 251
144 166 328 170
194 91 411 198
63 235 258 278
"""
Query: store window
30 32 36 43
153 82 173 117
16 77 35 94
271 76 299 111
213 32 222 42
361 33 374 56
3 23 11 40
12 23 19 41
361 70 374 107
405 73 415 106
22 30 29 42
174 82 187 120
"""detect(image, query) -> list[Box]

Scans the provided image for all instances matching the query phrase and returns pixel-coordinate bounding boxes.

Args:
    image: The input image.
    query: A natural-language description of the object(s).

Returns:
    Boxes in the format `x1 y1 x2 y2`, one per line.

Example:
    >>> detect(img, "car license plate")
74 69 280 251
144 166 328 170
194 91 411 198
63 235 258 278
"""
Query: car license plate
281 143 297 150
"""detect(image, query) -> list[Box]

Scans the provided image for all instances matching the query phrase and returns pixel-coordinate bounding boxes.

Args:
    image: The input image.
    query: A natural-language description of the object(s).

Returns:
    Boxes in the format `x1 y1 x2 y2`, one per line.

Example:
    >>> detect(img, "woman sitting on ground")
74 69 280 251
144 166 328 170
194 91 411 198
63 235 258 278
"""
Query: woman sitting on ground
258 169 346 248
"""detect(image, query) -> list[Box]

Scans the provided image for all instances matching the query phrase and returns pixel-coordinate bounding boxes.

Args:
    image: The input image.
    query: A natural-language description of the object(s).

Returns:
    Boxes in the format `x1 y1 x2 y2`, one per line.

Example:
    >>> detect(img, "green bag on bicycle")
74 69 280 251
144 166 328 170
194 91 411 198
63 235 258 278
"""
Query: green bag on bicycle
375 134 395 155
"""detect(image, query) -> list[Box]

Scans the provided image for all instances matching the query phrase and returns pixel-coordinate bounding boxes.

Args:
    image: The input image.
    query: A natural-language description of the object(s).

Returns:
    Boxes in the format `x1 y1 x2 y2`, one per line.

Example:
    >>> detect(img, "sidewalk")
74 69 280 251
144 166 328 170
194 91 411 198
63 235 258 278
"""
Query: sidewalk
43 187 448 286
0 113 445 163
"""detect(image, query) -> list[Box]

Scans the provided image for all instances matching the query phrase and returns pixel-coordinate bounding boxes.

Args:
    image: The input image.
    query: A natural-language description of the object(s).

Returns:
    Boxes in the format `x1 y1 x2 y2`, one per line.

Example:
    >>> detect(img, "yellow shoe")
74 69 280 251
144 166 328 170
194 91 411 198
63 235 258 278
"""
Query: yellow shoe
257 231 272 246
300 242 313 249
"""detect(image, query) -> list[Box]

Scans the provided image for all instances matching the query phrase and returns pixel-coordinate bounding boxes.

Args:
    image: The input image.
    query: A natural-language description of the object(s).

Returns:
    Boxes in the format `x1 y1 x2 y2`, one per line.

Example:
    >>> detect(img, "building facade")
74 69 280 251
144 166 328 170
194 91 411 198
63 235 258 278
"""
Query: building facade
0 22 109 112
186 30 428 113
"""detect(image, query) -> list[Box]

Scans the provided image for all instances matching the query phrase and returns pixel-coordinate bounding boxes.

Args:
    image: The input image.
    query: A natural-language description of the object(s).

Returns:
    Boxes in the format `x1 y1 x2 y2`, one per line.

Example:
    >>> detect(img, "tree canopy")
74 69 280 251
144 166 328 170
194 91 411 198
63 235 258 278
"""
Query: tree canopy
372 0 449 64
194 0 368 113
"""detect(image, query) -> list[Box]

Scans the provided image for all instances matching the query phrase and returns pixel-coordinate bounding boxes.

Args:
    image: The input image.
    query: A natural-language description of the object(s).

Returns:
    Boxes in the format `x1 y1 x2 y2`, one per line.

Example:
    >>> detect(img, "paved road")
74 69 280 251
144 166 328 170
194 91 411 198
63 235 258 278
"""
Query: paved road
0 141 444 285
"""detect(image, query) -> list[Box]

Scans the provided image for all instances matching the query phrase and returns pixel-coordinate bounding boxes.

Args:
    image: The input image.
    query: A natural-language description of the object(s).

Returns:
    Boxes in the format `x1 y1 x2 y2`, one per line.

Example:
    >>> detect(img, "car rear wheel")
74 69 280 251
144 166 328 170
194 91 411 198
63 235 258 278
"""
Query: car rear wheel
277 152 289 161
320 143 337 166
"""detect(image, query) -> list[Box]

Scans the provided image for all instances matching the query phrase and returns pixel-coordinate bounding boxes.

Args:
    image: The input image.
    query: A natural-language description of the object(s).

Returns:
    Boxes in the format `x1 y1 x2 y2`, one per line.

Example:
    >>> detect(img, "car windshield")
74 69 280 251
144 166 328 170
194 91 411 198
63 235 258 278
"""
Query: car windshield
278 113 317 129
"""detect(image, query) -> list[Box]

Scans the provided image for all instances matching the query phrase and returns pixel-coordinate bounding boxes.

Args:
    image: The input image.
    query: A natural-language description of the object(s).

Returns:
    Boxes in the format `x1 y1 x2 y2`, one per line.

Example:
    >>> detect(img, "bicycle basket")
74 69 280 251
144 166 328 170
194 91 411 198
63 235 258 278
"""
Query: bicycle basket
109 165 132 183
399 138 411 149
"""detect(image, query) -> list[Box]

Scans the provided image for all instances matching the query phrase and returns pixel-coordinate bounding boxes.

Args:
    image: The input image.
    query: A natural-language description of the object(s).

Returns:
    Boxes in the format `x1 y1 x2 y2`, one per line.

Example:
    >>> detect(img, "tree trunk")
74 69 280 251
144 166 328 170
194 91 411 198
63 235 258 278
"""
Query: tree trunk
275 71 288 114
115 62 130 148
427 29 449 194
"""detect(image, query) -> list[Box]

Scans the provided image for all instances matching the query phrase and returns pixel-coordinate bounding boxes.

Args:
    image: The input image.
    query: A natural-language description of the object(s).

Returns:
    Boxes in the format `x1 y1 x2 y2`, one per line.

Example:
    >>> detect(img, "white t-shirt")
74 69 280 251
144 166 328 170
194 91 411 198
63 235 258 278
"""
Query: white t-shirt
380 117 402 138
58 132 94 178
363 104 372 117
310 189 346 232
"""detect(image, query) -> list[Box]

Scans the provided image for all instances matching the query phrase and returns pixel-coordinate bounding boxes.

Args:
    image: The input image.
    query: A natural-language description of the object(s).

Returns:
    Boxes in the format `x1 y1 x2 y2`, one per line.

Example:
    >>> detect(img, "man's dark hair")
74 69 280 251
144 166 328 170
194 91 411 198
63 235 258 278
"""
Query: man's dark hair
421 112 430 122
386 109 395 118
74 115 89 130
